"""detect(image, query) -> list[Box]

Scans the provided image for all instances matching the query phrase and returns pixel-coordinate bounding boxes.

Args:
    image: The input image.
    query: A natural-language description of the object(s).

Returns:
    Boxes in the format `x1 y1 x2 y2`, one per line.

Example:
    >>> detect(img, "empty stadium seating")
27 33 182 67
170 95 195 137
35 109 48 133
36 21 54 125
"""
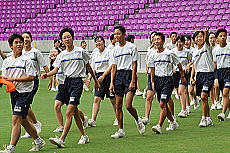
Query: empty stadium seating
0 0 229 41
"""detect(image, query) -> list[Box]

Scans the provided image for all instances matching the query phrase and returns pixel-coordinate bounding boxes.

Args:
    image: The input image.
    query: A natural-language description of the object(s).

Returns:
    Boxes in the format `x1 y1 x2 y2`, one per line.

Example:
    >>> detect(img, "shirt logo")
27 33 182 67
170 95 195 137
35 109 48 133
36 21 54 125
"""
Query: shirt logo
70 97 75 102
14 106 22 112
225 82 230 87
161 94 167 99
202 86 209 91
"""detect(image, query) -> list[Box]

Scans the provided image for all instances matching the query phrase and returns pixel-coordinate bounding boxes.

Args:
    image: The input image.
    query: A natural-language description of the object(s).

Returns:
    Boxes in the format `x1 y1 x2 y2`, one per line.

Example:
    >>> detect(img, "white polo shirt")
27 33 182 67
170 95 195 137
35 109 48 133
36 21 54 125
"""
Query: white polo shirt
213 43 230 69
148 48 180 77
172 48 192 71
111 42 138 70
2 55 36 93
53 46 90 78
164 42 176 50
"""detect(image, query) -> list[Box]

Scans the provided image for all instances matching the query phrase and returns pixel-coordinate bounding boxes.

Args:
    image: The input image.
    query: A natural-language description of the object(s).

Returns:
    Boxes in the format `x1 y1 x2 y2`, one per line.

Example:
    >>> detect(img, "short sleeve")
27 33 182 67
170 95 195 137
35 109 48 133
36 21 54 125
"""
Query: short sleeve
36 51 47 67
82 50 90 64
111 48 117 65
212 48 217 62
52 54 61 68
25 59 36 76
90 52 96 70
147 52 155 68
132 46 138 61
1 59 7 76
171 52 180 65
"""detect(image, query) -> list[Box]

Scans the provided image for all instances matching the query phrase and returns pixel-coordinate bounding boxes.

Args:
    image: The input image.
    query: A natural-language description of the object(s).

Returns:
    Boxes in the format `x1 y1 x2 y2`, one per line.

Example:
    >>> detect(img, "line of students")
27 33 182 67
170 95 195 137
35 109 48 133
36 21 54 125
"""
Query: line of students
1 26 230 152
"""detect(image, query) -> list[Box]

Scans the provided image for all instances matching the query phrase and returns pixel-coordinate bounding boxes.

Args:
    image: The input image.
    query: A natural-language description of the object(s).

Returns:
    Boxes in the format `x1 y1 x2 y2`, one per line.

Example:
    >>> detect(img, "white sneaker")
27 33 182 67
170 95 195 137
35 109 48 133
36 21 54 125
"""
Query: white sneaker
34 121 42 134
226 113 230 119
217 113 225 121
21 132 31 138
186 106 191 114
113 118 118 126
53 126 64 133
0 145 15 153
207 118 213 126
199 119 207 127
172 90 176 95
216 102 222 110
194 99 200 110
211 104 216 110
142 89 147 99
83 116 89 129
190 100 194 106
141 117 150 125
178 110 187 118
49 137 65 148
135 90 143 96
51 87 57 91
88 119 96 127
151 124 162 134
166 121 179 131
175 93 179 99
136 117 145 134
168 115 176 123
29 138 45 152
111 130 126 139
78 135 89 144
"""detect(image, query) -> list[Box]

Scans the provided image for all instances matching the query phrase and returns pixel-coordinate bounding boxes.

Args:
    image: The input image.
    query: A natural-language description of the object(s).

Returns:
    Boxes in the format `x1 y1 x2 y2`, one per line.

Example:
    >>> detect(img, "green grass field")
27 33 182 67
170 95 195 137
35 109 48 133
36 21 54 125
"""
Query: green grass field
0 74 230 153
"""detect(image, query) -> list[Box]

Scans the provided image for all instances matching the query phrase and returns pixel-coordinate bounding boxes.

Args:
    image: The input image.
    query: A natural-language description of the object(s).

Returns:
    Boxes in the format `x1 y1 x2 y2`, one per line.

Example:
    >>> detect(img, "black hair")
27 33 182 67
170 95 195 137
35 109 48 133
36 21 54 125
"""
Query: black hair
8 33 24 46
59 27 74 40
54 39 60 44
110 34 114 41
150 31 157 43
154 32 165 42
184 35 192 41
192 31 205 41
215 29 227 37
21 31 33 41
209 32 216 38
114 26 126 34
94 36 106 47
170 32 177 37
176 35 185 43
126 35 135 42
80 40 86 45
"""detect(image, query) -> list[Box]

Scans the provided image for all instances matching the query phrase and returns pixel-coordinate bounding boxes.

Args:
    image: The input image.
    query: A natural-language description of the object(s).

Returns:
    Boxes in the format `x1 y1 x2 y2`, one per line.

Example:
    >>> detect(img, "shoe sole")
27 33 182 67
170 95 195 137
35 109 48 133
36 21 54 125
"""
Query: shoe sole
217 115 225 121
151 127 162 134
199 124 207 127
111 135 125 139
49 139 64 148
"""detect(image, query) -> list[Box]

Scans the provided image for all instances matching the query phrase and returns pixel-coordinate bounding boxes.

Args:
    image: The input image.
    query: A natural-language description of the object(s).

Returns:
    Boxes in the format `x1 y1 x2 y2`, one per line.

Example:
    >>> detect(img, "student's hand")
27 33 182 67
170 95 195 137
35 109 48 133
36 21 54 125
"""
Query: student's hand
3 76 14 82
47 80 52 90
204 27 210 33
98 75 105 83
94 79 100 91
109 83 115 95
151 82 156 92
181 77 186 85
41 73 48 79
185 66 190 74
190 77 196 86
129 81 136 92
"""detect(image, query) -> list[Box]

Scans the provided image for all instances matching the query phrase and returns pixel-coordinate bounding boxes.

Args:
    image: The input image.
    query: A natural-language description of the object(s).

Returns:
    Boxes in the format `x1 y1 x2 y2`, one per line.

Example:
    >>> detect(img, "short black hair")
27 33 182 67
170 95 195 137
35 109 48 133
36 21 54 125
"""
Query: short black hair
126 35 135 42
209 32 216 38
59 27 74 40
215 29 227 37
54 39 60 44
94 36 105 44
154 32 165 42
22 31 33 41
184 35 192 41
150 31 157 43
80 40 86 45
192 31 205 41
170 32 177 37
110 34 114 41
114 26 126 34
176 35 185 43
8 33 24 46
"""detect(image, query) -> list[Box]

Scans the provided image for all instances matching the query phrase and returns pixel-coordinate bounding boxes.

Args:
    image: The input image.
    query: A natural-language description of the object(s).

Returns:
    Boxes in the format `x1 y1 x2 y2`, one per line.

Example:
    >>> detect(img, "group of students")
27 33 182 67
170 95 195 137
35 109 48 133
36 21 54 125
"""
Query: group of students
0 26 230 152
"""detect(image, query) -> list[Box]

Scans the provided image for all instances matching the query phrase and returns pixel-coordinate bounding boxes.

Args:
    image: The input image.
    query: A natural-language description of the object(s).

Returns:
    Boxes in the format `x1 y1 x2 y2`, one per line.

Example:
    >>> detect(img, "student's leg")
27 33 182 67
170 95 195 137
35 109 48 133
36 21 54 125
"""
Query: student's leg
73 107 86 136
188 84 196 102
60 104 75 141
221 88 229 114
126 91 138 121
168 97 174 116
214 79 220 102
210 87 215 105
27 108 37 124
110 98 116 115
178 85 187 111
116 95 123 129
21 118 39 140
201 92 209 117
91 96 102 121
78 109 85 121
144 90 154 119
54 100 64 127
159 102 173 126
10 115 23 146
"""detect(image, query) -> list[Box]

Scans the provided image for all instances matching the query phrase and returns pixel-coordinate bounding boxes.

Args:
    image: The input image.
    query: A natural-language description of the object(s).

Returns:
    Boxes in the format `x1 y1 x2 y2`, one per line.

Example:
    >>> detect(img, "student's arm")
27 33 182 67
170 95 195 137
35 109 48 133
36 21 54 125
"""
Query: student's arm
204 27 210 46
149 67 155 92
98 65 112 83
43 65 52 90
129 61 137 91
41 67 59 79
109 64 117 94
0 50 7 60
86 63 100 90
177 63 186 84
3 76 34 82
213 61 217 72
190 64 196 85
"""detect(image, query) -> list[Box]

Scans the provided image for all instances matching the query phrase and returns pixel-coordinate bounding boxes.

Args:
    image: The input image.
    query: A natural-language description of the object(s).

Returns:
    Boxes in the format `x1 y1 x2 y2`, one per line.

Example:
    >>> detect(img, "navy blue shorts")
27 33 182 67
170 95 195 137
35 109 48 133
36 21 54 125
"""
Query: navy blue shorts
213 71 218 79
114 70 135 97
196 72 214 96
179 73 190 86
173 71 180 88
94 73 114 100
10 91 32 118
55 84 68 105
147 74 153 91
154 76 174 103
217 68 230 91
31 75 39 104
64 77 83 106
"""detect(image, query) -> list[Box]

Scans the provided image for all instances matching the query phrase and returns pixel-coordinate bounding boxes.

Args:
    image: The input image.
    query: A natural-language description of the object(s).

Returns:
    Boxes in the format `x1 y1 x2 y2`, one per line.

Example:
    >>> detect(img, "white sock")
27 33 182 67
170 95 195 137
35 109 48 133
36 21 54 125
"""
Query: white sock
206 117 210 120
118 129 124 133
8 144 15 150
202 116 205 120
